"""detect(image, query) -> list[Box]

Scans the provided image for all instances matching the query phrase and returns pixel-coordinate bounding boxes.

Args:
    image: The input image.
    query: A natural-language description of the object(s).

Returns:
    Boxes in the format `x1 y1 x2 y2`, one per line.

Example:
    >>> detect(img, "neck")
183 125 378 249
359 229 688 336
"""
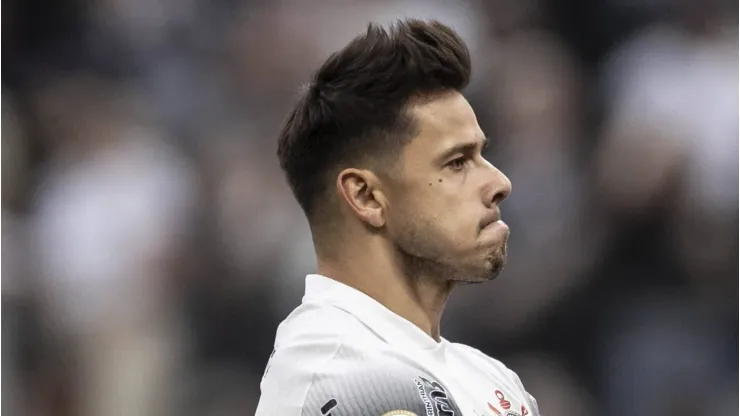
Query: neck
317 239 455 342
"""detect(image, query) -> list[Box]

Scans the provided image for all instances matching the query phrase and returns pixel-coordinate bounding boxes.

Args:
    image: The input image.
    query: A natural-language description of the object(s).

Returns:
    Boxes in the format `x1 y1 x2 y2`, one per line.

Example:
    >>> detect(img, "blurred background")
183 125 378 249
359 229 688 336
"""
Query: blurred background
2 0 738 415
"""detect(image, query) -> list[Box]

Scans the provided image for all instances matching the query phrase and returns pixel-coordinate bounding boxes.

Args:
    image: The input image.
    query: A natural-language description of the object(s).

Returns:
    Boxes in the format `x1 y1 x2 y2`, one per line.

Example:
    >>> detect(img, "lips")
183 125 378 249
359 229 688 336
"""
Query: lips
479 211 501 231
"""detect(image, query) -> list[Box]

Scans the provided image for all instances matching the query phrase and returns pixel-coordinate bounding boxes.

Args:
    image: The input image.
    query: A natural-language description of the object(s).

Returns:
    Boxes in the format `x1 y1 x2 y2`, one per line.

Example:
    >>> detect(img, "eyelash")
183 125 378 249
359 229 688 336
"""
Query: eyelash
448 156 470 171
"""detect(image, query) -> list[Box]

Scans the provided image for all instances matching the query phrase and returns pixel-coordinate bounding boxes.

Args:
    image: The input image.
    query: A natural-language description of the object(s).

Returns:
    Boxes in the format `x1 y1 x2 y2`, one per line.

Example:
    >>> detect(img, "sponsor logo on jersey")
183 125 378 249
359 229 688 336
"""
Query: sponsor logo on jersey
415 377 435 416
320 398 338 416
381 411 418 416
415 376 455 416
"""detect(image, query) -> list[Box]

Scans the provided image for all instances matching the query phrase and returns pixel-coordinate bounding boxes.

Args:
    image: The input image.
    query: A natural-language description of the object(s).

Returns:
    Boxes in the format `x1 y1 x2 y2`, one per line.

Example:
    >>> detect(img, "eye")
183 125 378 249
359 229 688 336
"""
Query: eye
447 156 469 171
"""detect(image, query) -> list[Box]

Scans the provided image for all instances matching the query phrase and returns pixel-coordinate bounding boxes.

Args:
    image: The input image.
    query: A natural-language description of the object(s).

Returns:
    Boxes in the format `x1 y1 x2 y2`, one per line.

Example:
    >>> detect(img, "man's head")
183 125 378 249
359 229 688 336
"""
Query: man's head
278 19 512 283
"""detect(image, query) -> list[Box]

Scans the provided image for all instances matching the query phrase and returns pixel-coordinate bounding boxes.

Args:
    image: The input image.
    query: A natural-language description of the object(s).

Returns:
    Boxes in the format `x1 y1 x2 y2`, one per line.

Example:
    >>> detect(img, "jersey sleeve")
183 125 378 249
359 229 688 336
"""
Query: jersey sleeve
527 393 541 416
301 366 463 416
508 369 541 416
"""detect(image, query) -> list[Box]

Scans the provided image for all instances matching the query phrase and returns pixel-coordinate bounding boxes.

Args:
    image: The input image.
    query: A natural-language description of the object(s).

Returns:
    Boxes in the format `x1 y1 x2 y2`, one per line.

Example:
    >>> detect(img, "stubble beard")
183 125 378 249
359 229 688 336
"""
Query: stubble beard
394 230 508 285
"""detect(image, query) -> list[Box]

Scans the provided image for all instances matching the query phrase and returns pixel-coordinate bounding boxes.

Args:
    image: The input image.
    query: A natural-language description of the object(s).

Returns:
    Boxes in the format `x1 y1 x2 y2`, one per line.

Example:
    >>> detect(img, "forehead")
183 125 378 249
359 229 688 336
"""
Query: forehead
405 92 484 158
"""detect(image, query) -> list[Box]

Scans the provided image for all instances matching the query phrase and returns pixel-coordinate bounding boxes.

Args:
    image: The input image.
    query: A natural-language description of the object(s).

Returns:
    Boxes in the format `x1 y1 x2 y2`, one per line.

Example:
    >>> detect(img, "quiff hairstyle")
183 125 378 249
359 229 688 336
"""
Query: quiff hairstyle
277 19 472 225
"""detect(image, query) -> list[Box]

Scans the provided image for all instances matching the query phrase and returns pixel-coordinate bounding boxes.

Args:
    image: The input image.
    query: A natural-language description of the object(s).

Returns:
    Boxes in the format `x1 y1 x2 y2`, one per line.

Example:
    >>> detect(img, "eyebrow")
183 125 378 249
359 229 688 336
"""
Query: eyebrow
436 135 490 164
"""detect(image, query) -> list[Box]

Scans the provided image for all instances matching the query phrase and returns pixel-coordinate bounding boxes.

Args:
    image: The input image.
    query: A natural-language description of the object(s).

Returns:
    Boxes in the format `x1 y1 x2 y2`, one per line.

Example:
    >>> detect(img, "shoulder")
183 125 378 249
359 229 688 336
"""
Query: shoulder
256 302 387 415
257 309 462 416
277 300 376 341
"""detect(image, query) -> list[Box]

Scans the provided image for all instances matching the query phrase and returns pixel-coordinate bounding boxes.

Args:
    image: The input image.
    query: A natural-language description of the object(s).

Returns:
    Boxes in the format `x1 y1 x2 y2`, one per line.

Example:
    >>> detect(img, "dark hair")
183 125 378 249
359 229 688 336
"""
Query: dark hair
277 19 472 221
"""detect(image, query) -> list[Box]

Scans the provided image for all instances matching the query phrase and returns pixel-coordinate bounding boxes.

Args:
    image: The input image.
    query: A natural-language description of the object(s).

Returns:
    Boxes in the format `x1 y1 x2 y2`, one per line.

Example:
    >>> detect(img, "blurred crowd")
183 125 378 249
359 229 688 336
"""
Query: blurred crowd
2 0 738 415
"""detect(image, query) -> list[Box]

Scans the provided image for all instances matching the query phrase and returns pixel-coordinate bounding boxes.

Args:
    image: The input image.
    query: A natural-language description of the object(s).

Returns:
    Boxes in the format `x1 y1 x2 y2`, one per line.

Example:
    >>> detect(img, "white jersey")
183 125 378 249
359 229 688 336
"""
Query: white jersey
256 274 540 416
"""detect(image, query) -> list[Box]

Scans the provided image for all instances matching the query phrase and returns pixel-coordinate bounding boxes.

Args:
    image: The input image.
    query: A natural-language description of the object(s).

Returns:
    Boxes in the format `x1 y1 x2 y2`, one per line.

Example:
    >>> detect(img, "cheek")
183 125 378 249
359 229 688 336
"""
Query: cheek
422 181 469 214
390 190 440 232
412 194 475 243
391 177 474 233
426 184 473 222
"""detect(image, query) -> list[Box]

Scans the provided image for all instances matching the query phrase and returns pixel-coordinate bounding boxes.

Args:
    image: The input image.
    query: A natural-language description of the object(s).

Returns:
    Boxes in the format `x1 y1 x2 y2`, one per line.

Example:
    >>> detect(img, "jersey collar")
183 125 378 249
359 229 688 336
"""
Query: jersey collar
303 274 447 351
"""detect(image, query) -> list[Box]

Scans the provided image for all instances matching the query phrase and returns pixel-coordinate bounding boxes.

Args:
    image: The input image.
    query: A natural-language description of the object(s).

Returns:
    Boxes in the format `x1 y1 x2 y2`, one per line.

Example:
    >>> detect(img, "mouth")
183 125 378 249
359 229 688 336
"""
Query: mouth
479 211 502 231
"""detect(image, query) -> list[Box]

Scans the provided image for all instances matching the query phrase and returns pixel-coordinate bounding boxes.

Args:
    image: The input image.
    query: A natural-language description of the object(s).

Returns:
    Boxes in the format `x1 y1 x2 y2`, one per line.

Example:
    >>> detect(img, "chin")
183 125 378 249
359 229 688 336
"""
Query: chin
470 245 508 283
453 257 506 284
487 256 507 279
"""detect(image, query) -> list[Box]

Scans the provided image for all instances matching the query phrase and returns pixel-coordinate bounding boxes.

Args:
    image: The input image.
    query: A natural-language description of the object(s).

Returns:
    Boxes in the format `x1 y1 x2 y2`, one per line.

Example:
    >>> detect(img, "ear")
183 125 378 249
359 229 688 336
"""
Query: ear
336 168 387 228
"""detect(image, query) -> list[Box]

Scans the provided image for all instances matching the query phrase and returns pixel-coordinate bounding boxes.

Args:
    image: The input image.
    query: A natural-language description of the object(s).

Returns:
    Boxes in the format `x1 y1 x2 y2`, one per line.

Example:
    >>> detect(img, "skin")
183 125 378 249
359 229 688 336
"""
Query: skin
317 91 512 342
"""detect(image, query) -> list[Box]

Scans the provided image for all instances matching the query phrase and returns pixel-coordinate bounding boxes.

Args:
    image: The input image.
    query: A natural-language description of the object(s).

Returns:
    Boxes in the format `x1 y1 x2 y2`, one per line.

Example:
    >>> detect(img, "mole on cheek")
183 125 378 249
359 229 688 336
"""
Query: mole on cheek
438 178 443 183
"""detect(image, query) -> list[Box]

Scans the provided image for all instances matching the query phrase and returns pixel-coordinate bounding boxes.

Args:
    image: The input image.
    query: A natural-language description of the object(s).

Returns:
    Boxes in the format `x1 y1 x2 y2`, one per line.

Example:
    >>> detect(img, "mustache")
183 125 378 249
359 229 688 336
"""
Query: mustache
479 209 501 231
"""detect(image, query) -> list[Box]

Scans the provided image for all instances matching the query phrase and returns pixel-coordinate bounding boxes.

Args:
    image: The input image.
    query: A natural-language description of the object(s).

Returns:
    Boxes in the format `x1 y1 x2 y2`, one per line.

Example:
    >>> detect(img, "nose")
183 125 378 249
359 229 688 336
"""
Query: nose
482 162 512 208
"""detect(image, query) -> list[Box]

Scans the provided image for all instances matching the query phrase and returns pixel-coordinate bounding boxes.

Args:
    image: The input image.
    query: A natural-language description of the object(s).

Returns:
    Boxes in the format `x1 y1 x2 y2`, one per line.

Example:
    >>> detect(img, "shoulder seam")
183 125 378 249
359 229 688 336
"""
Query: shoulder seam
298 340 345 416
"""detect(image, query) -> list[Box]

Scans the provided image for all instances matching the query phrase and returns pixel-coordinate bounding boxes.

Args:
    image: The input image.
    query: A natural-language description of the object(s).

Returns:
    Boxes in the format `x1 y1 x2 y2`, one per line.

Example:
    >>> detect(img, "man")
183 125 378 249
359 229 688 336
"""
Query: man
256 19 540 416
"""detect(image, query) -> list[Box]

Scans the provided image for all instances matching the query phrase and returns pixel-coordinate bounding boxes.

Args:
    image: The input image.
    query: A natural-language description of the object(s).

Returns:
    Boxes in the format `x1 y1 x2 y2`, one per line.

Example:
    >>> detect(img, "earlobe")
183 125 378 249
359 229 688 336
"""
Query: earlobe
337 169 386 228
